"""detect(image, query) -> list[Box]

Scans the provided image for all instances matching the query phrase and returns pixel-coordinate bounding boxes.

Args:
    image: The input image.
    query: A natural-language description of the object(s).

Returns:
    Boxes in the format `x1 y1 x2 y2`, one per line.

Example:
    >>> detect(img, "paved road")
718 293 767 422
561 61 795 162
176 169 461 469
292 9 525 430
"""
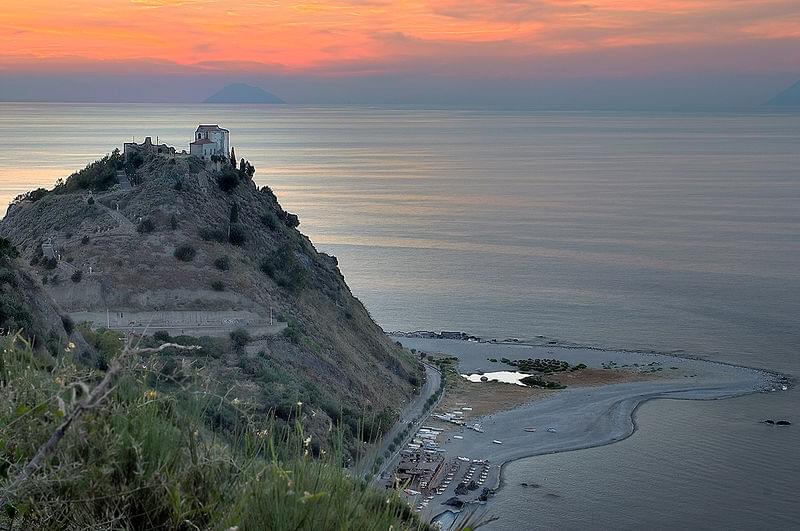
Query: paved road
364 362 442 481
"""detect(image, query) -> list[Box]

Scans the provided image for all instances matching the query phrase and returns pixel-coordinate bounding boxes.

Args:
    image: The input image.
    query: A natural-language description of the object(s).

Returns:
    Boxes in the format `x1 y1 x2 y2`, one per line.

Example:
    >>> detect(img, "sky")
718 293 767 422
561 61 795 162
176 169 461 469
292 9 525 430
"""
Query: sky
1 0 799 106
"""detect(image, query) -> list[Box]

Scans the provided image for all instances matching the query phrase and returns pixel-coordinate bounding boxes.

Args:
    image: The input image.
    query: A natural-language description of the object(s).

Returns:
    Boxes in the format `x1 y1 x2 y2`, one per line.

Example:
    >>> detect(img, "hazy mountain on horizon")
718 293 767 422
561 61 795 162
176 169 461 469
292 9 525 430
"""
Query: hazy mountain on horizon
765 79 800 106
204 83 285 104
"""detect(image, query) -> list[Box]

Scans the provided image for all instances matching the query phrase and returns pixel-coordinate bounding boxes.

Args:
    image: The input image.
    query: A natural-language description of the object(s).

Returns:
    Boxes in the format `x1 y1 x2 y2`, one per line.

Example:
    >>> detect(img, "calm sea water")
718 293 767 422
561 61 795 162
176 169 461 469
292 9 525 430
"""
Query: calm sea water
1 103 798 527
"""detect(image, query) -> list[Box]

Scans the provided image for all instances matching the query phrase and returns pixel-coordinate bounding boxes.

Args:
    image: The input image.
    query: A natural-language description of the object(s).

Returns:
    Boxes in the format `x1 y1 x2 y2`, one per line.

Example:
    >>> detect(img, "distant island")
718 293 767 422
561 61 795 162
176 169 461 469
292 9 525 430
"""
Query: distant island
765 79 800 106
204 83 285 104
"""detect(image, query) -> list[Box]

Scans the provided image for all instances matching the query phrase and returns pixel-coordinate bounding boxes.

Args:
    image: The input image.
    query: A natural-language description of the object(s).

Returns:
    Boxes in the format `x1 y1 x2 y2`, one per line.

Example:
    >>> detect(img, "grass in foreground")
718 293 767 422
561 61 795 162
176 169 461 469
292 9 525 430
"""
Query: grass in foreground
0 333 429 530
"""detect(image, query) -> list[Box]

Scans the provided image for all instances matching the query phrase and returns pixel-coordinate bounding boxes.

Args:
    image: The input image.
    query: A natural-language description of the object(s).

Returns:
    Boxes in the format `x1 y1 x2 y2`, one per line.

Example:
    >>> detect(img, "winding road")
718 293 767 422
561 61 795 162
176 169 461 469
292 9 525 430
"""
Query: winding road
363 362 442 481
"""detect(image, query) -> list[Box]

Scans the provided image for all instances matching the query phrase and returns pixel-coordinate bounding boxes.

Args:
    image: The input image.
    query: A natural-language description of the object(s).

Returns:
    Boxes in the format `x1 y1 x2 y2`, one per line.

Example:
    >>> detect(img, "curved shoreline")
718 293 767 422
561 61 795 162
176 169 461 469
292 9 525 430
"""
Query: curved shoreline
493 388 766 494
393 336 787 526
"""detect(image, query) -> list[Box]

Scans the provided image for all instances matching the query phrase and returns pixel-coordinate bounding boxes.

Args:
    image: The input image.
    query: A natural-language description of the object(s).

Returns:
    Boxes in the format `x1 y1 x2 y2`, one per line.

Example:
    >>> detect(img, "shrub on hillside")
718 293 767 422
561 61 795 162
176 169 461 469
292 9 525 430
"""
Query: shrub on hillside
174 245 196 262
55 150 124 192
216 167 240 193
213 255 230 271
70 270 82 283
281 211 300 228
136 218 155 234
124 151 144 176
260 245 308 293
13 188 49 204
228 224 248 246
200 228 227 243
211 280 225 291
230 328 251 349
261 211 279 230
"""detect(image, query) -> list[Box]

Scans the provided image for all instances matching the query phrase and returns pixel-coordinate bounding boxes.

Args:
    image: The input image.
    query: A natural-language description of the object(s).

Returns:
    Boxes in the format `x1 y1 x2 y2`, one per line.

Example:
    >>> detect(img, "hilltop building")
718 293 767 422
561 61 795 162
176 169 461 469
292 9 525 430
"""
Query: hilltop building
123 136 176 157
190 124 230 160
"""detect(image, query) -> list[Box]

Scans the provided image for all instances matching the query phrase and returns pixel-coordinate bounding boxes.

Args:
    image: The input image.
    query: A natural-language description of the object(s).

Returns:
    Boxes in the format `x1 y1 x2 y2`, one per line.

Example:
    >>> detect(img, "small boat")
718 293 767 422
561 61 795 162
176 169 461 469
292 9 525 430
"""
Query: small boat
457 456 470 462
492 440 503 444
523 427 537 432
546 427 557 433
453 435 463 439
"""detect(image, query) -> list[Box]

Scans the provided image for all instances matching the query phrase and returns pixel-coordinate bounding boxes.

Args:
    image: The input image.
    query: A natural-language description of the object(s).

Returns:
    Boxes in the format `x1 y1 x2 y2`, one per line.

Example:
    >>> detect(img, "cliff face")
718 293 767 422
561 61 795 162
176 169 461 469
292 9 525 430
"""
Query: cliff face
1 152 422 446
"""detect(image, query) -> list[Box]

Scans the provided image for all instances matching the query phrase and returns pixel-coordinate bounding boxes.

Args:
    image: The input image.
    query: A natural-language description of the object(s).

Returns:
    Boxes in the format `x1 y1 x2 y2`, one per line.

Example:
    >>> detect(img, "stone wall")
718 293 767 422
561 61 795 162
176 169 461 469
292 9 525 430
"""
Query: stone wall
70 309 287 337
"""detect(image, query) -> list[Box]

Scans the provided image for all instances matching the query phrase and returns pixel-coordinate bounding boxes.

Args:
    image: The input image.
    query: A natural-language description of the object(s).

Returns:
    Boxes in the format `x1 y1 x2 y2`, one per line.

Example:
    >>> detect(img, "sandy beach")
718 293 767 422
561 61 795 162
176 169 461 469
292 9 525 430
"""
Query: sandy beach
393 337 782 525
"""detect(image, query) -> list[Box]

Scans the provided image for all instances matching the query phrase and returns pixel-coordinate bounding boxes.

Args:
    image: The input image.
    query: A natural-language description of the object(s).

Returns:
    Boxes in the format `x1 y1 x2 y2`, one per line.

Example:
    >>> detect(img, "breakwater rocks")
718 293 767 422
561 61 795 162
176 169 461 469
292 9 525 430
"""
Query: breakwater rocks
391 330 482 342
762 419 792 426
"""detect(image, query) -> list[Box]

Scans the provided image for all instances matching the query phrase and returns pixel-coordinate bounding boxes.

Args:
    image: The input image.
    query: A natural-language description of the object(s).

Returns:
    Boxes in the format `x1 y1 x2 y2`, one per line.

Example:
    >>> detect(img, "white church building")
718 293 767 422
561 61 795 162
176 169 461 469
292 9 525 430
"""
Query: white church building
189 124 230 159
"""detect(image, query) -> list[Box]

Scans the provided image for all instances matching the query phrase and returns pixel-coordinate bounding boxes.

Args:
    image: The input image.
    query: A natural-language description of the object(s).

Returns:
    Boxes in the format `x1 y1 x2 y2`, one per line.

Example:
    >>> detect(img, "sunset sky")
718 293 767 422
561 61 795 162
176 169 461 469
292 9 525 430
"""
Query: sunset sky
2 0 799 105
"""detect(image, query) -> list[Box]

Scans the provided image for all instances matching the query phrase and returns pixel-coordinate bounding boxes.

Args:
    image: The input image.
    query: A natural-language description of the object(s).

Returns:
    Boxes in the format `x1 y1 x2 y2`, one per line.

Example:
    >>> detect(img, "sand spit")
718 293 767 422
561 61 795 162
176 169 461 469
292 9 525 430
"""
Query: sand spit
395 338 782 524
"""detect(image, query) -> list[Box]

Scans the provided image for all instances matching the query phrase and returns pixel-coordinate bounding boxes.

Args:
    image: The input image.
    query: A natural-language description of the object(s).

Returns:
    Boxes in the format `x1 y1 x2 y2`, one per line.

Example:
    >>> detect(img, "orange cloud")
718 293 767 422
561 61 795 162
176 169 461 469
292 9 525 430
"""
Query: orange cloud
0 0 798 75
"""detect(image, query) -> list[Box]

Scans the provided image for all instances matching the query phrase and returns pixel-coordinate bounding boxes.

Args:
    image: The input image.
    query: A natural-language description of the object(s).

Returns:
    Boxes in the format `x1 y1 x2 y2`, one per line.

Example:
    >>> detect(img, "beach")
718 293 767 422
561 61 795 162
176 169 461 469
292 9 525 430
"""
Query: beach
393 338 783 525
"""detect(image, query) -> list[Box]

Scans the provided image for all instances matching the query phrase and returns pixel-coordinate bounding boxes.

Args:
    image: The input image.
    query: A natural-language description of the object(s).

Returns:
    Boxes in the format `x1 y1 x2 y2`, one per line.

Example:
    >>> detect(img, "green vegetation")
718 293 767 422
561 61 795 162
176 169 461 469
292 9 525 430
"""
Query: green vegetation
229 328 251 349
137 217 155 233
211 280 225 291
213 255 231 271
501 357 585 374
260 245 308 292
12 188 48 204
519 375 566 389
261 211 279 230
58 150 124 193
0 334 428 530
70 270 82 283
199 227 227 243
228 223 248 246
216 167 242 193
174 245 196 262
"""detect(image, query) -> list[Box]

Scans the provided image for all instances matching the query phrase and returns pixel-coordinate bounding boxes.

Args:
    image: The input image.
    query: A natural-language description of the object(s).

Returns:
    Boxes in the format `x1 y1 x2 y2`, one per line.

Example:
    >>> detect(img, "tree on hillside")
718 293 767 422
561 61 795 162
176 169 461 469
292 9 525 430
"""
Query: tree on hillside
230 147 236 167
229 203 239 223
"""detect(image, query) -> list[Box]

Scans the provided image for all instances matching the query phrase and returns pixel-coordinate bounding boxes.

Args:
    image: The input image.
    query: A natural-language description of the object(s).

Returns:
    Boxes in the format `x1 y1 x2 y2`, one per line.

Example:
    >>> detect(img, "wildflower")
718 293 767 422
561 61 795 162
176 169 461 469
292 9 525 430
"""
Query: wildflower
68 342 76 349
296 401 303 407
144 390 158 400
303 435 312 448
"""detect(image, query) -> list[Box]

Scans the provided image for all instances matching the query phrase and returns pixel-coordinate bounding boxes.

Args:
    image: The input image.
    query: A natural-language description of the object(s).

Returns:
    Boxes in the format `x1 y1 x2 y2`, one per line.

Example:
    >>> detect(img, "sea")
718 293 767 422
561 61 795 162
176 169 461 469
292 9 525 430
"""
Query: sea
1 103 798 528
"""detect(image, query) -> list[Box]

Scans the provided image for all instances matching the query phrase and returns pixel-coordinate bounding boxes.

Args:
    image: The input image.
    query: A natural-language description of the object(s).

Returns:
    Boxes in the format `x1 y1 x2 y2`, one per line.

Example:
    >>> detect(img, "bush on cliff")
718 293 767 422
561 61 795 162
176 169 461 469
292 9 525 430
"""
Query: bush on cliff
174 245 196 262
56 150 124 193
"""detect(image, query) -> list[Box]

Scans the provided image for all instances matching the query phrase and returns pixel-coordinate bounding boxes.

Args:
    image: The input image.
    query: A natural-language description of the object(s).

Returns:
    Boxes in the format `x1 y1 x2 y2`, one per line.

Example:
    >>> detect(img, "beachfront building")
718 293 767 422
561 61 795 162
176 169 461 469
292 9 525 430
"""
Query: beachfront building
190 124 230 160
392 452 445 492
123 136 176 157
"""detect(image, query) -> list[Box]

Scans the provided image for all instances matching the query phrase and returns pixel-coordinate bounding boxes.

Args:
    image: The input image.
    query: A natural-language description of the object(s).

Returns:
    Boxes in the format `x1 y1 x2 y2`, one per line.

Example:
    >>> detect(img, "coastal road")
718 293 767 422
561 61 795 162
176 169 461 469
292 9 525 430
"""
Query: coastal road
363 362 442 481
